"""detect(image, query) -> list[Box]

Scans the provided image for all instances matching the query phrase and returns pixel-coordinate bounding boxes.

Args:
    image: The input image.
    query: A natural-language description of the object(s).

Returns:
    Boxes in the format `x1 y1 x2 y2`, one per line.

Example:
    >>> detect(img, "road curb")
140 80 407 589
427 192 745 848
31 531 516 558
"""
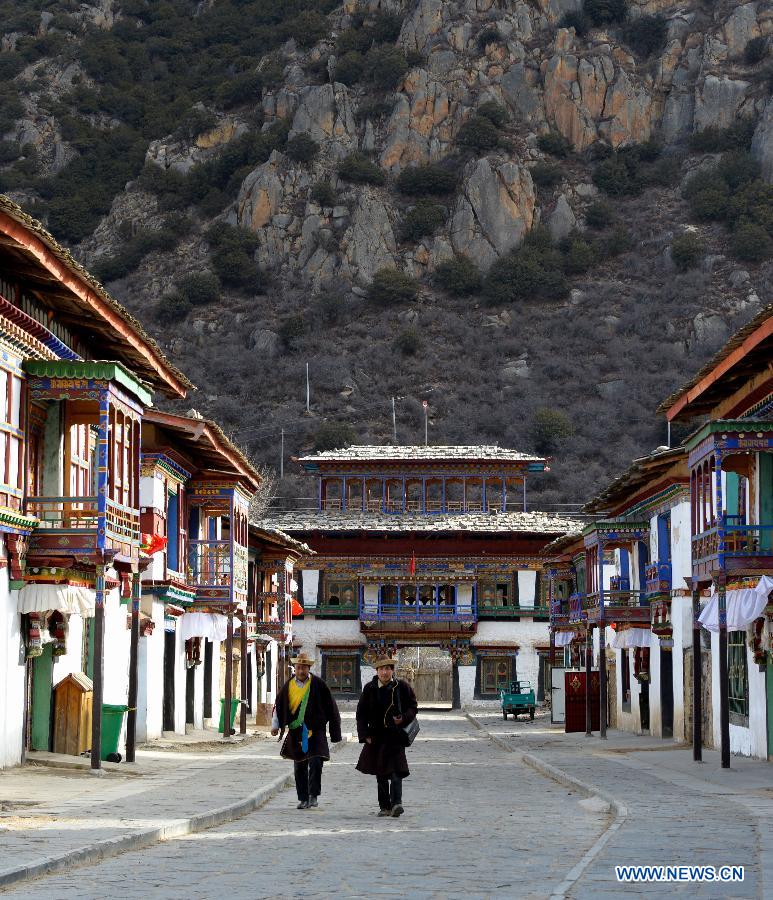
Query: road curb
0 735 351 891
464 715 628 900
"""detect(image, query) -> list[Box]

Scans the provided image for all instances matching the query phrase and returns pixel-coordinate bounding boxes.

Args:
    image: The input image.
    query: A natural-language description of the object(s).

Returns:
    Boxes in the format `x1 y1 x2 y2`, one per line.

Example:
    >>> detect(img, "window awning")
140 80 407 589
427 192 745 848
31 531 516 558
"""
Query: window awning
698 576 773 633
179 612 229 641
18 584 95 616
553 631 577 647
609 627 652 649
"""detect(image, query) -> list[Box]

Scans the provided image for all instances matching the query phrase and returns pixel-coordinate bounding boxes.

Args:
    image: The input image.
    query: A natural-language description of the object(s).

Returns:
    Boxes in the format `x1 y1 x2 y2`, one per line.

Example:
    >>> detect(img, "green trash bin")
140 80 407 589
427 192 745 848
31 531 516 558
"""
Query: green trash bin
218 697 240 734
101 703 128 760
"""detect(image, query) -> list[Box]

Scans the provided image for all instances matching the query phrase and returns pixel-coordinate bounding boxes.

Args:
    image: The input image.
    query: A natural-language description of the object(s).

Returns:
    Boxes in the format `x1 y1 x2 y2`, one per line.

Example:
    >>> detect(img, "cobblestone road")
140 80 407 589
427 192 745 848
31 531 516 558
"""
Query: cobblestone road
1 713 608 900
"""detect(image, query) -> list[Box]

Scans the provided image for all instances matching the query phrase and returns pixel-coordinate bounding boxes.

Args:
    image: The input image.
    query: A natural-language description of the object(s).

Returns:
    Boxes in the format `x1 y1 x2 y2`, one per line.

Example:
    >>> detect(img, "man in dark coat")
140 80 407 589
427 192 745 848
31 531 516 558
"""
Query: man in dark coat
272 651 342 809
356 655 418 818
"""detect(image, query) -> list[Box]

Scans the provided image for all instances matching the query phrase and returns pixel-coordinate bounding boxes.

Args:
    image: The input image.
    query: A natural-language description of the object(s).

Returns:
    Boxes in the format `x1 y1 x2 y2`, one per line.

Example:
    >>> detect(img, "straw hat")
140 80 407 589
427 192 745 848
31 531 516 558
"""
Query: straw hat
373 655 398 669
291 651 316 666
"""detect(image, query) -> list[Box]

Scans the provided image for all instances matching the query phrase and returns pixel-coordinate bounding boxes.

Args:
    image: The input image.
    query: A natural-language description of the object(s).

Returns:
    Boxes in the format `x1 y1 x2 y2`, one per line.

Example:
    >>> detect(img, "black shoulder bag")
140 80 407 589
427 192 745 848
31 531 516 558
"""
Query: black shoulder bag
395 681 420 747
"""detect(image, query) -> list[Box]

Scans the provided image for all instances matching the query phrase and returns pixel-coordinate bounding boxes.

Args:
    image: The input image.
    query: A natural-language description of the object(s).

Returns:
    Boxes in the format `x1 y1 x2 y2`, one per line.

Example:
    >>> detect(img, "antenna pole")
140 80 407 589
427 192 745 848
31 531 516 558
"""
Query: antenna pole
667 420 671 449
306 363 310 413
392 397 397 443
422 401 428 446
280 429 284 479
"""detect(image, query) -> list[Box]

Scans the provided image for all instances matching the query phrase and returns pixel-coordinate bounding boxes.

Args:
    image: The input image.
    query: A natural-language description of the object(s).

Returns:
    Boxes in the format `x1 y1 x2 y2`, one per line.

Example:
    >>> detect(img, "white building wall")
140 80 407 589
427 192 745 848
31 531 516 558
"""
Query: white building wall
472 620 548 694
0 568 24 768
711 630 768 759
670 502 692 588
51 614 85 685
137 599 165 742
458 665 476 705
205 639 221 726
671 596 692 742
193 653 206 729
101 588 131 754
518 571 536 606
292 618 365 679
173 623 186 734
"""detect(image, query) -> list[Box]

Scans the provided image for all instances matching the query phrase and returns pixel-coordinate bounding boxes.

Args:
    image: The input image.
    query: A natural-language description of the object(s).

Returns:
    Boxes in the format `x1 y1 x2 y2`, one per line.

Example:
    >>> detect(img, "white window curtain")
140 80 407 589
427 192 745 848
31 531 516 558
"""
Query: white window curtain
609 627 652 649
18 584 96 617
698 575 773 633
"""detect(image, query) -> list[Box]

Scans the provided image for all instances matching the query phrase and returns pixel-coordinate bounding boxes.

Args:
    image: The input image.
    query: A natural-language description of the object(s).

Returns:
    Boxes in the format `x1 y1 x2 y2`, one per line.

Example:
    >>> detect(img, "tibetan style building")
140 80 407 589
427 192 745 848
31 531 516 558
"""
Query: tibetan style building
266 445 579 705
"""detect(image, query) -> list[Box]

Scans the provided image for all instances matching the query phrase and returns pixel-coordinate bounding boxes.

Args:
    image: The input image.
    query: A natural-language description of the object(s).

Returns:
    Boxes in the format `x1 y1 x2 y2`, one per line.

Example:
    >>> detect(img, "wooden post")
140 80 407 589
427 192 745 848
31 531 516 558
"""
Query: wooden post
585 627 592 736
717 575 730 768
125 571 141 763
598 541 607 739
223 610 234 738
239 617 248 735
90 564 105 770
692 586 702 762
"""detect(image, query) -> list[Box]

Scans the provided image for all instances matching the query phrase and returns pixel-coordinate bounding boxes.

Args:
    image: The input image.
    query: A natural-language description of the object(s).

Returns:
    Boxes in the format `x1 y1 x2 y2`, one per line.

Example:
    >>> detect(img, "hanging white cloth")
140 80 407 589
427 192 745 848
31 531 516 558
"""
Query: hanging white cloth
553 631 577 647
18 584 96 617
179 612 230 642
698 575 773 633
610 627 652 649
302 570 319 608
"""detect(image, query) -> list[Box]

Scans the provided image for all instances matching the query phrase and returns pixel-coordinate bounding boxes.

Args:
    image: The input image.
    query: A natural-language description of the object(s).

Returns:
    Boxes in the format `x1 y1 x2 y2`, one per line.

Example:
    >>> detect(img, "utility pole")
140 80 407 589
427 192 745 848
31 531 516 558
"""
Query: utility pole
305 363 310 413
280 428 284 479
667 420 671 448
423 400 428 446
392 397 397 443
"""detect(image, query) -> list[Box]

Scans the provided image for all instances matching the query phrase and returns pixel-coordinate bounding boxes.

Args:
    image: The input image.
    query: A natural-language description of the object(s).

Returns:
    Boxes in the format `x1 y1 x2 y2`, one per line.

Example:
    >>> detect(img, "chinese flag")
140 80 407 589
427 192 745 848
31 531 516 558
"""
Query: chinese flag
408 553 416 577
291 598 304 617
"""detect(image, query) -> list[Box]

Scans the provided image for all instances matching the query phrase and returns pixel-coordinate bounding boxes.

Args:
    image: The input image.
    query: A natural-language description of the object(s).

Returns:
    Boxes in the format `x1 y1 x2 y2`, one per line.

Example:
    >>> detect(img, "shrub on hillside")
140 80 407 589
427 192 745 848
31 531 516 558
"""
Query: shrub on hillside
337 152 385 184
396 163 457 196
561 232 598 273
279 314 306 349
356 98 395 122
286 132 319 164
477 101 509 129
93 226 178 282
368 268 420 305
311 179 337 206
585 200 614 229
559 10 589 36
0 140 20 164
334 51 365 85
605 225 633 255
728 180 773 231
176 272 220 306
476 26 501 50
688 187 731 221
593 153 640 195
531 162 562 188
584 0 627 26
456 115 503 154
206 224 263 293
285 11 329 48
156 292 191 326
393 327 421 355
215 72 264 110
744 36 768 65
670 233 705 271
717 151 761 190
363 46 410 91
688 120 756 153
731 220 773 261
370 11 404 43
483 228 568 304
531 407 574 455
623 14 667 58
314 421 356 452
399 200 446 241
316 292 346 324
537 132 571 158
433 255 482 296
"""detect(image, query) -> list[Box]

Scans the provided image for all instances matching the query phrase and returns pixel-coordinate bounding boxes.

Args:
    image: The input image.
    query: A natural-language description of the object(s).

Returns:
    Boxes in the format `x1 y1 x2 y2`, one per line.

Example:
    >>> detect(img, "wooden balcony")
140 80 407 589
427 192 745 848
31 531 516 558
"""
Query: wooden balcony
27 495 140 559
187 539 231 588
360 600 477 623
585 589 650 625
478 603 550 619
645 561 672 597
568 593 586 624
693 517 773 579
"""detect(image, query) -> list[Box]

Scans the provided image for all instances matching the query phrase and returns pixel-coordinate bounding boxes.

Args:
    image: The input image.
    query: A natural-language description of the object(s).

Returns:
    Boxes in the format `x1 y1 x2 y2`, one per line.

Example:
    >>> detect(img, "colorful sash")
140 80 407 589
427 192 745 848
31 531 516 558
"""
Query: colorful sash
289 679 311 753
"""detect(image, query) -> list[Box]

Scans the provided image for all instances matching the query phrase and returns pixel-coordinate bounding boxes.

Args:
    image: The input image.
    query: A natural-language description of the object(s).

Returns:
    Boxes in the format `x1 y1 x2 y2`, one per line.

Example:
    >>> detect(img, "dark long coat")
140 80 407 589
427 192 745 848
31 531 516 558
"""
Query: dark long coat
275 674 342 762
356 677 418 778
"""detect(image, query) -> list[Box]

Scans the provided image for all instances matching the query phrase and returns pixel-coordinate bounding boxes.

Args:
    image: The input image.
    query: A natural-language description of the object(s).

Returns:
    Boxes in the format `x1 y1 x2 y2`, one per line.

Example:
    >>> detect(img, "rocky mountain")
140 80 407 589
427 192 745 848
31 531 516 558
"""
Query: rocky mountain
1 0 771 507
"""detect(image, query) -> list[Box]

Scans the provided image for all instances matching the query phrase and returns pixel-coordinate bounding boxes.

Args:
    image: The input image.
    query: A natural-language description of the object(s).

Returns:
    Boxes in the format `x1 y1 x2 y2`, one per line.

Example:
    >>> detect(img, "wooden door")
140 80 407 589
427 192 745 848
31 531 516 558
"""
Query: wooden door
162 630 175 732
29 644 54 751
660 646 674 738
564 670 599 733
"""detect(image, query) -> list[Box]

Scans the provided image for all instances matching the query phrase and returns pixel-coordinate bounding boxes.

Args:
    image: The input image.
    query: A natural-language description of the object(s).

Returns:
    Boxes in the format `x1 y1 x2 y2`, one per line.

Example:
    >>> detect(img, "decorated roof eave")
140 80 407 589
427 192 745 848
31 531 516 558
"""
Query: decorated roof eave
582 519 650 538
142 410 261 492
0 199 192 398
24 359 154 406
294 445 548 466
583 446 687 515
657 304 773 422
684 418 773 450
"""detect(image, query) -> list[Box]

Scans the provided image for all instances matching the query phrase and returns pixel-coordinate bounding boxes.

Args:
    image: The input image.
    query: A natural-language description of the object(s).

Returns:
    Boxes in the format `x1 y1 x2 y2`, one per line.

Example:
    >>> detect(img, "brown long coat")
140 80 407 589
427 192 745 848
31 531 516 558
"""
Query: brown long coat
275 674 342 762
355 677 418 778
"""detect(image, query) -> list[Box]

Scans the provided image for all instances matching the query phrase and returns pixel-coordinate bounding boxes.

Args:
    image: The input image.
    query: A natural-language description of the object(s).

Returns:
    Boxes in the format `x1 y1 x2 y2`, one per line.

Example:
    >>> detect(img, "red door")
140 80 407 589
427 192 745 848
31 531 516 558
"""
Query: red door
564 670 600 733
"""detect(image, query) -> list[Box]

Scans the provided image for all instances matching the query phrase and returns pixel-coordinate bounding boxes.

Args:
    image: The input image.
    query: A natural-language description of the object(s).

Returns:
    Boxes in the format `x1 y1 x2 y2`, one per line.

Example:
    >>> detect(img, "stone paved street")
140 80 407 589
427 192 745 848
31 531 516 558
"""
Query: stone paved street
2 711 770 899
0 713 608 899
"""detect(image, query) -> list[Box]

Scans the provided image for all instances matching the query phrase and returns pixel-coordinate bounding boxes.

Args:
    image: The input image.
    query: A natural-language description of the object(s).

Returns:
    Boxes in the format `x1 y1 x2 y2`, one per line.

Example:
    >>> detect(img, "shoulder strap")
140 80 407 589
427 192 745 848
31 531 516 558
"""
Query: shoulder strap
394 680 402 715
289 679 311 730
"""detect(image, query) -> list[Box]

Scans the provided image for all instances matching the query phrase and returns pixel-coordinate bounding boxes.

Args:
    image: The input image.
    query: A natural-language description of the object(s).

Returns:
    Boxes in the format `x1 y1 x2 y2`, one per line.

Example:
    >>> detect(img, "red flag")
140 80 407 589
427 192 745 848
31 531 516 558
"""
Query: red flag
291 598 304 617
408 553 416 577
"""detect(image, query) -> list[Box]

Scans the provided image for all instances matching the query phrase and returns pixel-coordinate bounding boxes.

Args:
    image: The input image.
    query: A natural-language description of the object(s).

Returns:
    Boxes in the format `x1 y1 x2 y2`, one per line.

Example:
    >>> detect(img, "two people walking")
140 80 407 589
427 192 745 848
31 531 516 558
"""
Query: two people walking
273 652 418 815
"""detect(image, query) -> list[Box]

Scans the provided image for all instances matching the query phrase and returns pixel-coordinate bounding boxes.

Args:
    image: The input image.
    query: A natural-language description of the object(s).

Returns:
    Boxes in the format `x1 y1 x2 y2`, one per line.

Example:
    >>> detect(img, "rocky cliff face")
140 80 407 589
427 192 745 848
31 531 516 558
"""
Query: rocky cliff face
1 0 771 505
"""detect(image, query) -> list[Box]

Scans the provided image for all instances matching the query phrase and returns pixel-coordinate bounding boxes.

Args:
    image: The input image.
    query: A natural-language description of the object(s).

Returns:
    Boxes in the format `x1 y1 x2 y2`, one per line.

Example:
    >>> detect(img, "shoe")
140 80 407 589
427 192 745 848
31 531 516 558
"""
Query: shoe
378 808 392 817
309 796 318 807
297 800 309 809
391 804 404 818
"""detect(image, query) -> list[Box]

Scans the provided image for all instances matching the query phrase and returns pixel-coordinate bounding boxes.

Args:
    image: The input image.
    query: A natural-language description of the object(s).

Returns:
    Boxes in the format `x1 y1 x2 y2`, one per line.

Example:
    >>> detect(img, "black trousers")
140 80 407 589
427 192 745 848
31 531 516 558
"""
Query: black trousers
376 774 403 810
294 757 323 801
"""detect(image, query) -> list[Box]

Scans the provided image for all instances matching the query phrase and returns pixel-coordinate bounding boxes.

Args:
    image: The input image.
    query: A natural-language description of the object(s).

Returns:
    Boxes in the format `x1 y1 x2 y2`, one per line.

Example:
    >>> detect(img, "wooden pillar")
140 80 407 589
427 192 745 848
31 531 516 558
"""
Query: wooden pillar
717 575 730 768
239 618 248 735
223 611 234 739
125 571 141 763
692 586 702 762
585 627 592 736
90 564 106 770
598 541 607 739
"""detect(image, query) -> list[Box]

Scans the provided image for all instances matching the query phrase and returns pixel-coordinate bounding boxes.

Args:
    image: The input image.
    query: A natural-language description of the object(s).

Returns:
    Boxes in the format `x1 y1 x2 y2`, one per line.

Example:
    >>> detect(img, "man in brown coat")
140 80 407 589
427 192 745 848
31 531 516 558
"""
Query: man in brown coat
355 656 418 817
272 652 342 809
